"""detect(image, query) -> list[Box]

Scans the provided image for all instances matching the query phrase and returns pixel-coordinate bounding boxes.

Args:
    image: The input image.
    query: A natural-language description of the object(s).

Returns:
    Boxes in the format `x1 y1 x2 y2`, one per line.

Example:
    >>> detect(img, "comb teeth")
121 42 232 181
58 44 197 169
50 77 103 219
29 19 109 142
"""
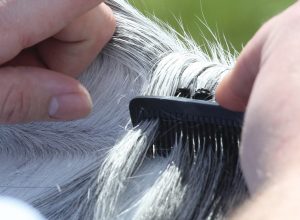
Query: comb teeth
129 96 243 157
150 116 241 157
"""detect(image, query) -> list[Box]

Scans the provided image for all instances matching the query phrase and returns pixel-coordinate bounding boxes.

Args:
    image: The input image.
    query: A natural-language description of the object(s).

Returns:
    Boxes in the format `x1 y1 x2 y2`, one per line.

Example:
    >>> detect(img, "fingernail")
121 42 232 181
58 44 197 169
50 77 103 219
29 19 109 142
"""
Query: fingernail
48 93 92 120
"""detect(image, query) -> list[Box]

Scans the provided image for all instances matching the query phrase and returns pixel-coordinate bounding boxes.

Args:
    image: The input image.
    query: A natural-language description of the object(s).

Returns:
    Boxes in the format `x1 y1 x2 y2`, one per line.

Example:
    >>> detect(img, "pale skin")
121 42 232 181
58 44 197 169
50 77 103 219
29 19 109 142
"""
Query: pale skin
216 1 300 219
0 0 115 123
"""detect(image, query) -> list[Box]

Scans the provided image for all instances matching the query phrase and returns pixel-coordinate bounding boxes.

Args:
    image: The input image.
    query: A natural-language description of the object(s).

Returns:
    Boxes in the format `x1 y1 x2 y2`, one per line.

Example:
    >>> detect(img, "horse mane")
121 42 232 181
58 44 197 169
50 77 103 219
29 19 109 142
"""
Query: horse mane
0 0 248 219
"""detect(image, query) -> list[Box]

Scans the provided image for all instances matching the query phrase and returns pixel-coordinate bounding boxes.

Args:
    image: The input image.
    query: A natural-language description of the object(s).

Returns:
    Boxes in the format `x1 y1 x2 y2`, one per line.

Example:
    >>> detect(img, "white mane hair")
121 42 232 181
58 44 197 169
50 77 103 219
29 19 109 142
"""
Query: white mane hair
0 0 248 219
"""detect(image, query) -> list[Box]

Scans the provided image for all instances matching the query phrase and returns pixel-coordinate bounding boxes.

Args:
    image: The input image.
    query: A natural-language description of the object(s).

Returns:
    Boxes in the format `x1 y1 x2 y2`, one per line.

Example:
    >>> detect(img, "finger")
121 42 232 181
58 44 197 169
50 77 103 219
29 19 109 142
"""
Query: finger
2 47 46 68
240 22 300 192
236 3 300 192
0 66 92 124
215 24 269 111
37 3 116 76
0 0 104 64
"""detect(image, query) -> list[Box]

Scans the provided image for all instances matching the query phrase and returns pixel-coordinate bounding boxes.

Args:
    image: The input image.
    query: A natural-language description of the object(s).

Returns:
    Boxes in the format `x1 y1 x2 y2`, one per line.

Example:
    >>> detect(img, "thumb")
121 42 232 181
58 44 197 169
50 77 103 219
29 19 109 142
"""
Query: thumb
0 67 92 124
215 25 269 111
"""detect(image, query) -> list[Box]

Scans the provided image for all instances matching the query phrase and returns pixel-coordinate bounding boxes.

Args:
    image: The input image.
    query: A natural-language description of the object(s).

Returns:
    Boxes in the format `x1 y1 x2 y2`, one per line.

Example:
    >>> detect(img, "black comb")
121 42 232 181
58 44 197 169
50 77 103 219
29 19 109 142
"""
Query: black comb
129 95 244 157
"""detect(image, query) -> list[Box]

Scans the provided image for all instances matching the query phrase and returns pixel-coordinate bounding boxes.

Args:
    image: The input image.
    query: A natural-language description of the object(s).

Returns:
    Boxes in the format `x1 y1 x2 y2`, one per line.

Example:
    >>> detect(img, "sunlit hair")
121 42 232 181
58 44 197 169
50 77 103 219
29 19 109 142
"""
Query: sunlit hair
0 0 248 219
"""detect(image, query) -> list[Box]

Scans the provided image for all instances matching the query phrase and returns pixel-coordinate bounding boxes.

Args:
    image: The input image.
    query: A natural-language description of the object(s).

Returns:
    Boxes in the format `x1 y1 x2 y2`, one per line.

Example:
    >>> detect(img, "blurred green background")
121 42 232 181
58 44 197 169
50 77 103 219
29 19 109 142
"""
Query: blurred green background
128 0 294 51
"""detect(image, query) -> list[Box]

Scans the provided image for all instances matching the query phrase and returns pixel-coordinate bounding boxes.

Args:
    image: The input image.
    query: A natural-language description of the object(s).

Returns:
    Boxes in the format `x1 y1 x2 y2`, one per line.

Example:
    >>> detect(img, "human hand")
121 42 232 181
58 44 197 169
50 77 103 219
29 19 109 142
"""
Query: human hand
216 1 300 193
0 0 115 123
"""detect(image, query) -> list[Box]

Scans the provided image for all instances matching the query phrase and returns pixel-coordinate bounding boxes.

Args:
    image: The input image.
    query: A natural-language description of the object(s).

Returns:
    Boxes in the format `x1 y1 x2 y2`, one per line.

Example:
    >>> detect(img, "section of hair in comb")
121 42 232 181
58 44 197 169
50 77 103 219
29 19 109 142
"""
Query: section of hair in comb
130 96 243 156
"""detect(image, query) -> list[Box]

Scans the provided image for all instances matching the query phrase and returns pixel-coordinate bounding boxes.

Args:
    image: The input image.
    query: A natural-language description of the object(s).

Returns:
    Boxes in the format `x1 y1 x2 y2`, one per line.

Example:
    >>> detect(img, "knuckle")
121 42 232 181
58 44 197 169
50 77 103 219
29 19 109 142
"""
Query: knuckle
0 12 29 50
95 4 116 45
0 82 31 124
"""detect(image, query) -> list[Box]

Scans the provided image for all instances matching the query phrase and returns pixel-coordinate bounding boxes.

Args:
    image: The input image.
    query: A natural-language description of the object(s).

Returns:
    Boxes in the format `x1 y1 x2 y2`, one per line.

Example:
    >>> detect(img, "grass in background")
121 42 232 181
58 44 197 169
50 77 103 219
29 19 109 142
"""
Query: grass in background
128 0 294 51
